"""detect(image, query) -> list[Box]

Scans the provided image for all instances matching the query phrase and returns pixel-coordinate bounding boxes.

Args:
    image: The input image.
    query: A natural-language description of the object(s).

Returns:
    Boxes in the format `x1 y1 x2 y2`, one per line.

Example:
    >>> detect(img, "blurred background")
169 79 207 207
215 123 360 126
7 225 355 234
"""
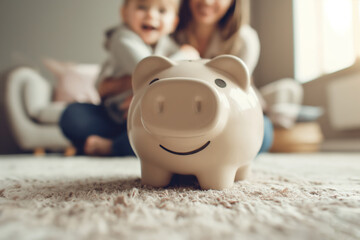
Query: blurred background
1 0 359 154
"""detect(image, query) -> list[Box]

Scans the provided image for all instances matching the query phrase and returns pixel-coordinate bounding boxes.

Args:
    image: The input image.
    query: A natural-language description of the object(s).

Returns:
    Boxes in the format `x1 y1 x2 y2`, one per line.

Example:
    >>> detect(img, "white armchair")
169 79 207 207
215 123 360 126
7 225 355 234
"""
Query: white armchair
5 67 70 153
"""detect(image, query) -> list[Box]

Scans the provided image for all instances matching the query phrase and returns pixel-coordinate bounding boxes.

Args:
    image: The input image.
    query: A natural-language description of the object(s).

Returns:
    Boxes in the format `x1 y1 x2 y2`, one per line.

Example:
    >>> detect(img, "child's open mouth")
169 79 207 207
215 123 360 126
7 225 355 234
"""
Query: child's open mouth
142 24 157 31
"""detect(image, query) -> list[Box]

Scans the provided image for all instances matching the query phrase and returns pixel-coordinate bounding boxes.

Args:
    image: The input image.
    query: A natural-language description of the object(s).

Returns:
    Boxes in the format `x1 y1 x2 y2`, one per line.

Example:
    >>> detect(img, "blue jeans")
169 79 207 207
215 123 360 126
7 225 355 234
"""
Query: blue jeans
259 115 274 153
59 103 135 156
60 103 273 156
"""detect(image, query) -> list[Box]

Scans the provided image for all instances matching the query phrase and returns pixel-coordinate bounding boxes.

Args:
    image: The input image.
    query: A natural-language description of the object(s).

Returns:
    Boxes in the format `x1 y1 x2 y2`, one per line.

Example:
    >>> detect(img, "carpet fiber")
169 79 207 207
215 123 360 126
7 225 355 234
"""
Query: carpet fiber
0 153 359 240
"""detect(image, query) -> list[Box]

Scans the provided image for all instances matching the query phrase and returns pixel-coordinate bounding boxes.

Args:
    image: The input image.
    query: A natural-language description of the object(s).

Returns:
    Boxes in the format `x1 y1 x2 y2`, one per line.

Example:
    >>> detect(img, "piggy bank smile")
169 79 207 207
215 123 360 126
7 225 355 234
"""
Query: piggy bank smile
159 141 211 156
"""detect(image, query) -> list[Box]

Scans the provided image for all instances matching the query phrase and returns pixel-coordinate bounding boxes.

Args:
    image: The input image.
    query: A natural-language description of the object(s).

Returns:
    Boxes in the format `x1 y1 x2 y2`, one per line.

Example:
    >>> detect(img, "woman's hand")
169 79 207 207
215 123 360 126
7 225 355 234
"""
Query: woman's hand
98 75 132 99
180 44 200 60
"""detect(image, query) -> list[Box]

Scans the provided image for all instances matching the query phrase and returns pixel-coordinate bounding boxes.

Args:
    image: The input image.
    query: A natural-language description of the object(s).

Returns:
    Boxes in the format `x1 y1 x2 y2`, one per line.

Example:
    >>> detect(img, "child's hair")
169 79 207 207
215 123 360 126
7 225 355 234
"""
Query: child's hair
123 0 132 5
176 0 249 41
123 0 181 12
105 26 117 39
103 26 117 51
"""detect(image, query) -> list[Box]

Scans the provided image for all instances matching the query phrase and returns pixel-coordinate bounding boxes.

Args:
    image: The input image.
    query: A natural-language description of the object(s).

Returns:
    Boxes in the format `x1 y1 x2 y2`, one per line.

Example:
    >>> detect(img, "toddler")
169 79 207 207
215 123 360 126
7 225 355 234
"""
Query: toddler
98 0 199 123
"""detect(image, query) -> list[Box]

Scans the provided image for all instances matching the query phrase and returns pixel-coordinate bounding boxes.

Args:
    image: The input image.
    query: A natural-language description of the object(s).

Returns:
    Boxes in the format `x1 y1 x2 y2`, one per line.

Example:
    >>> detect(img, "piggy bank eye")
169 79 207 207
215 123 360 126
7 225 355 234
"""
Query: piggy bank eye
215 79 226 88
149 78 160 85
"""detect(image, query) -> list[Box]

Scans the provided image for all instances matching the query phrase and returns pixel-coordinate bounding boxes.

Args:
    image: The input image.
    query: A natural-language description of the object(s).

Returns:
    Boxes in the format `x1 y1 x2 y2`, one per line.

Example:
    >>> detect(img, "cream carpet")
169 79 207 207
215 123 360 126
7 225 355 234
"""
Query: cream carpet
0 153 359 240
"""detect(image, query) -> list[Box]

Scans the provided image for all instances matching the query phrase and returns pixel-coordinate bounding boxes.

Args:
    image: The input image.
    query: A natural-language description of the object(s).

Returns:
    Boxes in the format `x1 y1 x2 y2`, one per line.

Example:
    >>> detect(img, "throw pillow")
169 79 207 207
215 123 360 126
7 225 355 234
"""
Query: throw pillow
43 58 101 104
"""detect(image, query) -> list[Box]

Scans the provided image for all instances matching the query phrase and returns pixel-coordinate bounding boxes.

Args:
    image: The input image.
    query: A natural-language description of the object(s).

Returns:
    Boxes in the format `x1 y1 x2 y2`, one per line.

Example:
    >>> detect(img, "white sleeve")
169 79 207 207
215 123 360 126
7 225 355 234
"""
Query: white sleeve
154 36 191 61
110 27 153 75
237 25 261 75
168 49 192 61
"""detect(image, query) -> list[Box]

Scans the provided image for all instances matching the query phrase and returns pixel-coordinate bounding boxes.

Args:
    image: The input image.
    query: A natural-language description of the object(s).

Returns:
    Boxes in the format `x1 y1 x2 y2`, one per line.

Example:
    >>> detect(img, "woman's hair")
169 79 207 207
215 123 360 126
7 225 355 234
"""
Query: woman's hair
176 0 249 41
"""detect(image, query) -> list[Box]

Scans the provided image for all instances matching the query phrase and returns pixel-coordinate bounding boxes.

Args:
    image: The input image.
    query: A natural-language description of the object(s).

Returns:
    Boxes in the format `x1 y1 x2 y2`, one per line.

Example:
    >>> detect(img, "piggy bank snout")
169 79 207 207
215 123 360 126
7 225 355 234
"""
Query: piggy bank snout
140 79 224 137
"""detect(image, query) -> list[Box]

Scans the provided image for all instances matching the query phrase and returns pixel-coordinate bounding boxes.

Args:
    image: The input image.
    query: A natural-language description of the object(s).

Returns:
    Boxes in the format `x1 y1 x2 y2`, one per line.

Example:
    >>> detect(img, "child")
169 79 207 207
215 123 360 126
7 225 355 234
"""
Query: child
60 0 199 156
98 0 199 123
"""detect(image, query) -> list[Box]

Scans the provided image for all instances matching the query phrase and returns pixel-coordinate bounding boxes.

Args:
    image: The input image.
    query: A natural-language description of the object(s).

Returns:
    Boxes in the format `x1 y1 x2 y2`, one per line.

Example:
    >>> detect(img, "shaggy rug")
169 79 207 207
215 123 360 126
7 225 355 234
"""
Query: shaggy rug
0 153 359 240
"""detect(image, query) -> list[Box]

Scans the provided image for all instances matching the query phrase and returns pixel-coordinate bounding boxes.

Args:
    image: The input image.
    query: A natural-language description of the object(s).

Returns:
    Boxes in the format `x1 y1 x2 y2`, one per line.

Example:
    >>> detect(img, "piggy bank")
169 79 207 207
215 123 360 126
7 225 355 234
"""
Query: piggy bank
127 55 264 190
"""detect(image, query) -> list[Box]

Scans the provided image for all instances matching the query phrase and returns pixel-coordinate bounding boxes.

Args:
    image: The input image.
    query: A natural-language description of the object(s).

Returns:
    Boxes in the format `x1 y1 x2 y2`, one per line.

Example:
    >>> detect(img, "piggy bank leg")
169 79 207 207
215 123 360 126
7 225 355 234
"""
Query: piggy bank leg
235 164 251 181
196 168 236 190
141 161 172 187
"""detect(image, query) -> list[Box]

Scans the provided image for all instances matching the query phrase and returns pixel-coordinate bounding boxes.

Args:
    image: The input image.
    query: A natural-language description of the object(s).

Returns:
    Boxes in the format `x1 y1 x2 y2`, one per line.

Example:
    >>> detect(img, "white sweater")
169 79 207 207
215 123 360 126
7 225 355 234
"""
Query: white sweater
175 25 260 75
96 23 187 88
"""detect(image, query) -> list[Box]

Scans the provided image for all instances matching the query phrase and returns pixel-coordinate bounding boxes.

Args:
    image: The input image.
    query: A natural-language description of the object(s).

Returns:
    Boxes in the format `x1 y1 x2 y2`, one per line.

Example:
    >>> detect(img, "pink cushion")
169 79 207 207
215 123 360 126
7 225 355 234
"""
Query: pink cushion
43 59 101 104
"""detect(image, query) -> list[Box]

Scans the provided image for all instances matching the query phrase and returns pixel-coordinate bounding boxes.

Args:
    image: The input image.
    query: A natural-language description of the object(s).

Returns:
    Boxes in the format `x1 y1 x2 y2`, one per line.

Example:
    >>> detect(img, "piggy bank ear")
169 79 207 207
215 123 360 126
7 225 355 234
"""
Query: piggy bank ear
132 55 177 92
205 55 250 92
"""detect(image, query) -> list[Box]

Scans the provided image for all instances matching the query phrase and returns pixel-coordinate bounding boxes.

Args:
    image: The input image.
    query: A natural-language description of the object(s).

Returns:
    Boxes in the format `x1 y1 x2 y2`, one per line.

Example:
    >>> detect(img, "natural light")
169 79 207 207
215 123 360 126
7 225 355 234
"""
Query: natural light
293 0 360 82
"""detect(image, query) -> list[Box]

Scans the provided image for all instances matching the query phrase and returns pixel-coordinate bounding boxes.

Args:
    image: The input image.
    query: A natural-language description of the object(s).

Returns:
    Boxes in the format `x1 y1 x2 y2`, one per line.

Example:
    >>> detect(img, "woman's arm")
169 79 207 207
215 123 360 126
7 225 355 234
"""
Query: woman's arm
237 25 261 75
98 75 132 100
237 26 266 110
169 44 200 61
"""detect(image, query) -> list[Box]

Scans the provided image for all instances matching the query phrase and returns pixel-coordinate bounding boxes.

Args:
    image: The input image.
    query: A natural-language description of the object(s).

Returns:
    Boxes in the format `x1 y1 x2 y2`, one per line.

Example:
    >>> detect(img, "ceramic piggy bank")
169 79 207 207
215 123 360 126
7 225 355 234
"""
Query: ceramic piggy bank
128 55 264 190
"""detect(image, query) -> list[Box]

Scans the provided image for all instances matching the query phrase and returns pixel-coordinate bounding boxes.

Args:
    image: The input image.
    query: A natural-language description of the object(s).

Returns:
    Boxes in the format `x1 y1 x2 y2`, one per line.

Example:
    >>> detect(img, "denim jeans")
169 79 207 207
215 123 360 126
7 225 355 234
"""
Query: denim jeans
60 103 273 156
59 103 135 156
259 115 274 153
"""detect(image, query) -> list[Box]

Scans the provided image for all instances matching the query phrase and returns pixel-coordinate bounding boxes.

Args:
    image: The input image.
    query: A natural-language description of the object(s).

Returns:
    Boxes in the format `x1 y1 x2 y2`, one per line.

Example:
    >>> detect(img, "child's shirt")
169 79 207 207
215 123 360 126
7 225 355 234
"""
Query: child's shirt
97 23 188 123
96 23 186 88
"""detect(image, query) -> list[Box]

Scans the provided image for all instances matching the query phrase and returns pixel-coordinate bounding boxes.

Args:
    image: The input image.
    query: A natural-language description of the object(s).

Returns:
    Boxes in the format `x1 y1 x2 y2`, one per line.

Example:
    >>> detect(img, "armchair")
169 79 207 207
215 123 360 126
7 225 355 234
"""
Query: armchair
5 67 71 153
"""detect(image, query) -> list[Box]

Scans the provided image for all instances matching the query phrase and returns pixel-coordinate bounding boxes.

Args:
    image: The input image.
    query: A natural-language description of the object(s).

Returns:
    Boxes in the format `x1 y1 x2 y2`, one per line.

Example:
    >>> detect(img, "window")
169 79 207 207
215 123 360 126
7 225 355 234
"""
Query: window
293 0 360 82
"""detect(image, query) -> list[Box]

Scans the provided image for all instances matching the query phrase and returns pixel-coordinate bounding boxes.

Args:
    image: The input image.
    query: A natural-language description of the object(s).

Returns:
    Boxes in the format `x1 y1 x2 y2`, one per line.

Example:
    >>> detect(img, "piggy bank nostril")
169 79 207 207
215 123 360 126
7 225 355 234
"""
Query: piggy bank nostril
158 101 164 114
196 101 202 113
156 96 165 114
194 97 202 113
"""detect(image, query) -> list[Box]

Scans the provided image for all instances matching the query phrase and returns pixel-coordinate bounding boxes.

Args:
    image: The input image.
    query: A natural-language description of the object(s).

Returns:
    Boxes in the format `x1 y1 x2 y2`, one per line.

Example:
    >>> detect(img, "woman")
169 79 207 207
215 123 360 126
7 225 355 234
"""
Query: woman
174 0 273 152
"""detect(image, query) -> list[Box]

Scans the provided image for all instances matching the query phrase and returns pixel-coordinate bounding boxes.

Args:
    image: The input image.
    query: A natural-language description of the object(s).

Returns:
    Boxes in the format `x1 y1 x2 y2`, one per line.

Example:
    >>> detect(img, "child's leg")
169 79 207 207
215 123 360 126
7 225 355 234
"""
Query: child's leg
83 122 135 157
59 103 122 155
84 135 113 156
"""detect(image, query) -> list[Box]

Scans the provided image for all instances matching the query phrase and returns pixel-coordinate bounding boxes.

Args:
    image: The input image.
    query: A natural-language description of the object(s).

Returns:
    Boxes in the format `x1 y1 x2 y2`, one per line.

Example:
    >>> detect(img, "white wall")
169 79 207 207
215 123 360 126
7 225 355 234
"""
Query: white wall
251 0 295 87
0 0 121 80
